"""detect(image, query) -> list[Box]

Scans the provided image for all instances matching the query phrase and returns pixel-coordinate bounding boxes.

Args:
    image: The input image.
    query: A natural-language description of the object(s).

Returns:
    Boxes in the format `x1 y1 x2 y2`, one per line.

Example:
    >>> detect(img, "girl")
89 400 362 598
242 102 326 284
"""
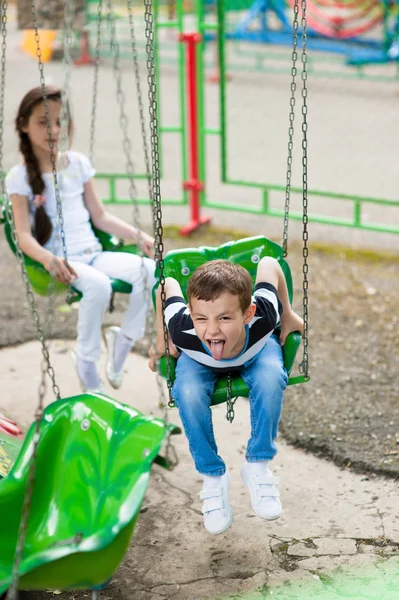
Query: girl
6 86 156 393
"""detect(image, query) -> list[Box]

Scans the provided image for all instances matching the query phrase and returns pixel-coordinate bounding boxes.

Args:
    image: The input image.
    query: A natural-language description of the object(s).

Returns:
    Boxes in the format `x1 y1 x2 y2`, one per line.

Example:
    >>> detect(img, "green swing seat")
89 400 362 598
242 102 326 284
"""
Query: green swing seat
0 205 136 303
158 235 305 407
0 393 179 595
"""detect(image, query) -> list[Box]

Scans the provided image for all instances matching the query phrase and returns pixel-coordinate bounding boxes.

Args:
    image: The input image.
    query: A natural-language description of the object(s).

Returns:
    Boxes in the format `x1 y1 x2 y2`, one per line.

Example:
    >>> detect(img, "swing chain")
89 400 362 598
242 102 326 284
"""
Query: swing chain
226 373 237 424
144 2 173 410
30 0 69 270
107 0 143 239
107 0 162 404
144 0 174 407
107 0 155 302
0 3 60 404
89 0 103 163
126 0 153 205
125 0 162 412
282 0 300 258
144 0 177 469
298 0 309 379
59 0 74 162
5 0 77 592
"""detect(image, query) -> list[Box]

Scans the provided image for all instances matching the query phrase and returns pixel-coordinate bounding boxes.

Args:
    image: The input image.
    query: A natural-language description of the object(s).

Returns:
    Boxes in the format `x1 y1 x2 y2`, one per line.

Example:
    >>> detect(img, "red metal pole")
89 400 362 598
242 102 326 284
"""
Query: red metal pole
179 32 211 236
74 29 95 66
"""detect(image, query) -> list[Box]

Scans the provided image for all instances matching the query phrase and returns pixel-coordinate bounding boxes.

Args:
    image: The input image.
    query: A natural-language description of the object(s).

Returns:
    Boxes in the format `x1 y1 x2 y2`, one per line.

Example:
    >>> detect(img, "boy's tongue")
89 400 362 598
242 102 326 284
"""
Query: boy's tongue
209 340 225 360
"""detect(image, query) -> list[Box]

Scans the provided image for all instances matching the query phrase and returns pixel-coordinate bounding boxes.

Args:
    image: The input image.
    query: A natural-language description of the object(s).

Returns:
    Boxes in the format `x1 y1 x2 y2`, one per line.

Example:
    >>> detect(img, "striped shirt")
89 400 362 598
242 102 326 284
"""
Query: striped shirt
165 282 282 374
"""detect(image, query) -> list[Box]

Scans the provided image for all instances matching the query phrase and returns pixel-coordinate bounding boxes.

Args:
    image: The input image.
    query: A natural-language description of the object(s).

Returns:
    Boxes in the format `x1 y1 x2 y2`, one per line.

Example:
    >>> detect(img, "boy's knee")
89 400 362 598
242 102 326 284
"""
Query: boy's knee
173 378 212 409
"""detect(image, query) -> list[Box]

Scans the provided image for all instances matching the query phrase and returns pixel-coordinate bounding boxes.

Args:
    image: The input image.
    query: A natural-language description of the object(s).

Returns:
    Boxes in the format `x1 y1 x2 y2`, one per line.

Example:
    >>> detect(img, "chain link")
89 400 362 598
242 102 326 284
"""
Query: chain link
299 0 309 380
226 373 238 424
282 0 299 258
89 0 103 162
143 0 177 467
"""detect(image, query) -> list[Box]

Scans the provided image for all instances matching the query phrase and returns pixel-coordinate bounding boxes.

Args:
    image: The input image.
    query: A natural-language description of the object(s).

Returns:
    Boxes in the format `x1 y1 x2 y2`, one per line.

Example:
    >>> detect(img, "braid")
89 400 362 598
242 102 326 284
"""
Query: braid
18 131 52 246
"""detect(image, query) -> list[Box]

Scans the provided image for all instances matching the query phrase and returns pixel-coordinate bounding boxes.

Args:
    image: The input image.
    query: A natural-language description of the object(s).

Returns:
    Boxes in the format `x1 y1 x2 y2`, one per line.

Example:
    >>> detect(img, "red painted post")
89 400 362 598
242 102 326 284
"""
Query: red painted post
179 32 211 236
74 29 95 66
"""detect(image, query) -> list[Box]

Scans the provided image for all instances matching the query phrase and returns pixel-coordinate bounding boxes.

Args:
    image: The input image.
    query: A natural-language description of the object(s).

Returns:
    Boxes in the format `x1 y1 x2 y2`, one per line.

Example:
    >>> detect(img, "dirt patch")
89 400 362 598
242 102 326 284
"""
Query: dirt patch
1 225 399 481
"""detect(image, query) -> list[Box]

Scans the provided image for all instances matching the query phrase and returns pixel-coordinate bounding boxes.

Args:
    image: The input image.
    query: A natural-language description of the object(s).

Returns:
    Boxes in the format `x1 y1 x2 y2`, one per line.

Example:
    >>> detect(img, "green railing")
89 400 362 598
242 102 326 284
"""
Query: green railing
86 0 399 237
96 173 399 234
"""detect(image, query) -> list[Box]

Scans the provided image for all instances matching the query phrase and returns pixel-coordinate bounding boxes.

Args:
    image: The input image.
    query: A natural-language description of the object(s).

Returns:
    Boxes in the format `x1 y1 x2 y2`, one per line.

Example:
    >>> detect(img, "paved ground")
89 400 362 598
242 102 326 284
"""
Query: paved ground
1 343 399 600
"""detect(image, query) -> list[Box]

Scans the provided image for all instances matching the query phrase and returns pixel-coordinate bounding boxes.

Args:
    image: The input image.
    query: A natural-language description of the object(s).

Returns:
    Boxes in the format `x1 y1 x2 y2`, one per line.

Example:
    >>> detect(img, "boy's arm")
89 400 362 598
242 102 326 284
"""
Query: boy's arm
149 277 182 371
256 257 304 344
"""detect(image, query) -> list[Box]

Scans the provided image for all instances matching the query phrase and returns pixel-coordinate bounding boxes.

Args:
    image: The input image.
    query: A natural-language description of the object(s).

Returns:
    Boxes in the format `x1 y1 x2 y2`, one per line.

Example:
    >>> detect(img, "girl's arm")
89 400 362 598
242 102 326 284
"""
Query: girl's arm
83 179 155 258
9 194 76 285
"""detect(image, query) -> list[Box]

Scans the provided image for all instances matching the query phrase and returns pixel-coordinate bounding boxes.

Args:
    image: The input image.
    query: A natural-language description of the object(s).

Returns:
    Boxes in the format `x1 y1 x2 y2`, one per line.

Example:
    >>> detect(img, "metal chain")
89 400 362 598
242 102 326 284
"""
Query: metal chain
126 0 153 206
299 0 309 379
124 0 159 383
59 0 74 163
282 0 299 258
144 0 173 400
89 0 103 162
226 373 238 424
5 0 77 592
106 0 158 359
30 0 69 269
106 0 143 238
144 0 177 468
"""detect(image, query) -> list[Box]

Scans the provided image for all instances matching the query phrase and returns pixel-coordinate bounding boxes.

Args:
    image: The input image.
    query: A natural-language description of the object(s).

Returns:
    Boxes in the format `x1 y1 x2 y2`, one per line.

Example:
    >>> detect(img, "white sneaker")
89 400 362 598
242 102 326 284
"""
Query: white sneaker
241 461 281 520
70 351 105 395
103 326 124 389
200 473 233 535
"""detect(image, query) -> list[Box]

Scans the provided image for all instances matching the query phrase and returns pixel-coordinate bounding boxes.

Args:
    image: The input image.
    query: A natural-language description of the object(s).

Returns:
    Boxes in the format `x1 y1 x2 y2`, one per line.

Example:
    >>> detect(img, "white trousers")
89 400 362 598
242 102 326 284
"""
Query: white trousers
69 251 156 362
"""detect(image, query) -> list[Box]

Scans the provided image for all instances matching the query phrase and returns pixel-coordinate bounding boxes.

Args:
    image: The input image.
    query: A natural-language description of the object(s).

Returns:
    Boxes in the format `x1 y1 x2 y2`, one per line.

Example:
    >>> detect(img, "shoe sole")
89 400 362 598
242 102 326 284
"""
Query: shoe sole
241 469 282 521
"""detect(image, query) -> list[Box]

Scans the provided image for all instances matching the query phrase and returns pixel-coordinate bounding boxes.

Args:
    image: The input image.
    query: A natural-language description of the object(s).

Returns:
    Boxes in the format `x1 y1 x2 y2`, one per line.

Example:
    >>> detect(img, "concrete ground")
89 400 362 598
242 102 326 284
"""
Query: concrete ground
1 341 398 599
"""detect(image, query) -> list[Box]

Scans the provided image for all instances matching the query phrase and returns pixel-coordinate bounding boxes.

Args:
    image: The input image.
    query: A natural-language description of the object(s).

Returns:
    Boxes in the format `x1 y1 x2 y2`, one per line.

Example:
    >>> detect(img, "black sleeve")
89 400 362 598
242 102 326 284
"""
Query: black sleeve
164 296 194 347
254 282 282 331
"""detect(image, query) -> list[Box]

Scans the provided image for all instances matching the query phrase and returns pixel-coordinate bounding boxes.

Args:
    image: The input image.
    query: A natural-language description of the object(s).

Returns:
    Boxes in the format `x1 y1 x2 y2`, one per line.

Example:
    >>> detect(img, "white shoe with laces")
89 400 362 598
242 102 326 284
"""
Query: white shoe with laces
200 472 233 535
241 461 281 520
103 326 124 389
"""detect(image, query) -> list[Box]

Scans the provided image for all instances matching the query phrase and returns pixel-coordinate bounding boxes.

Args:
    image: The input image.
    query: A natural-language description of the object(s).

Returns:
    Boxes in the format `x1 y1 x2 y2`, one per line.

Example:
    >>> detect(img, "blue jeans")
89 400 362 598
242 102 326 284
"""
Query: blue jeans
172 334 288 475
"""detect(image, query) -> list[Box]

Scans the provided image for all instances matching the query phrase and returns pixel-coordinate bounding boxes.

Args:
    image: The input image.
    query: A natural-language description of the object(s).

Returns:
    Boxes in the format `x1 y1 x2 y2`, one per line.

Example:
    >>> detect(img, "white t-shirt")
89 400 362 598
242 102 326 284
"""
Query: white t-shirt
5 151 102 257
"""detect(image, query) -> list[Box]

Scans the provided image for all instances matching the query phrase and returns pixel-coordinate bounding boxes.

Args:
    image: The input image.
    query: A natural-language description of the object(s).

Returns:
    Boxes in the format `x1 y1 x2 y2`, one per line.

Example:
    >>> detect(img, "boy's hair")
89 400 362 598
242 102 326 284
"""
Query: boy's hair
187 260 253 313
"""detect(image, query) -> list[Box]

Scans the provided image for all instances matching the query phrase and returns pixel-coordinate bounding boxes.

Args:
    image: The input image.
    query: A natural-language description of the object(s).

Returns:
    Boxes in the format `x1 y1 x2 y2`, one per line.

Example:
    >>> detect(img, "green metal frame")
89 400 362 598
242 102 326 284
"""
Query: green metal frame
81 0 399 237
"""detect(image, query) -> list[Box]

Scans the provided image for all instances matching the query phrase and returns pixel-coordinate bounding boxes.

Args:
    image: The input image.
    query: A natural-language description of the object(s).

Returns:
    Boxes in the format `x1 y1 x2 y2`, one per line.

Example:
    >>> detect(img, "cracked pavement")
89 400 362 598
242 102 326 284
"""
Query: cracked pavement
1 342 398 600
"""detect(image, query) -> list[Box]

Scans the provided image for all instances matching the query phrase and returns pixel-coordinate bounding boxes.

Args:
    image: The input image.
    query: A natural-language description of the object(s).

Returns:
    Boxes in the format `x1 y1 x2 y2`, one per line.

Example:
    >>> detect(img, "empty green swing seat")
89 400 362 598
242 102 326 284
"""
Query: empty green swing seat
157 235 305 406
0 205 137 303
0 393 179 595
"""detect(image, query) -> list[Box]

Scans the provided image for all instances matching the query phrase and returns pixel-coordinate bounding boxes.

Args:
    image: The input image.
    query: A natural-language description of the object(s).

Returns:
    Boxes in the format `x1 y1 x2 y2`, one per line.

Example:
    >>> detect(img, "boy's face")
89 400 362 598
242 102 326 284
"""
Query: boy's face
189 292 256 361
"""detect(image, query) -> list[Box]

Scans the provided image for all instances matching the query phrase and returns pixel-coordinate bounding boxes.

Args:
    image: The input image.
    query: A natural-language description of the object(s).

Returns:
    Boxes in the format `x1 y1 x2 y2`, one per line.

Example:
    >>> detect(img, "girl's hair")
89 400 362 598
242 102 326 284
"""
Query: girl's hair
15 86 72 246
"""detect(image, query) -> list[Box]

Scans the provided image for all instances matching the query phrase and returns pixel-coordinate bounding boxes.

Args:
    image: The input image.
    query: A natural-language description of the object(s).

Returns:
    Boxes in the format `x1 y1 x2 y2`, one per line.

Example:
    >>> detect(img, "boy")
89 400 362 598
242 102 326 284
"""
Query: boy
149 257 304 535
